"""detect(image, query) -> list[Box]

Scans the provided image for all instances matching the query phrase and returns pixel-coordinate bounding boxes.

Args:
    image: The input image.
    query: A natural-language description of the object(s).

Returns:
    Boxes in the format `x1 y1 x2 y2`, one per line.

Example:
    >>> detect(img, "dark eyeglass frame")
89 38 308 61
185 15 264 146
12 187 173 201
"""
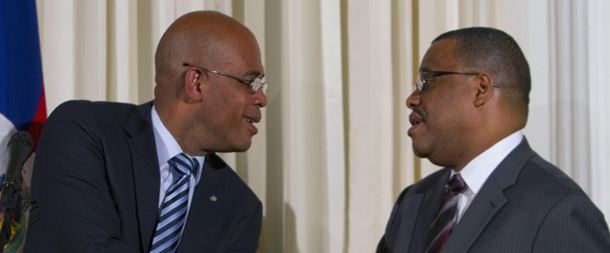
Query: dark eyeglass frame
183 63 267 93
415 70 499 92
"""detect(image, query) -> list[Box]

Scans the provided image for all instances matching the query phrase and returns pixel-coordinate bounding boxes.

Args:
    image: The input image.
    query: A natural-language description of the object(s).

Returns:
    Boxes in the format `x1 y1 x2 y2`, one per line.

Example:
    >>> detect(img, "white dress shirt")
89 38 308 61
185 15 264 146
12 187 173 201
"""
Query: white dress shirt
451 130 523 223
151 106 205 232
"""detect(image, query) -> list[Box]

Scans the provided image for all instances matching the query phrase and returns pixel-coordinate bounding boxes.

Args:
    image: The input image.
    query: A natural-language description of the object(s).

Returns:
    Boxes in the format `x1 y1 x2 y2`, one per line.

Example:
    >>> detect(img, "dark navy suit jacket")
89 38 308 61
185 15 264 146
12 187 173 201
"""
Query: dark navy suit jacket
377 138 610 252
25 100 262 252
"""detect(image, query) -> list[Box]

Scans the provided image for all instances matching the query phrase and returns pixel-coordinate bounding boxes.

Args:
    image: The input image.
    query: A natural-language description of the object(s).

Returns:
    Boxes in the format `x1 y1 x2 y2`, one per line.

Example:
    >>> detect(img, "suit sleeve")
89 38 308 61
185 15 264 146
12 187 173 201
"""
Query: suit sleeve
226 201 263 253
26 101 138 252
532 192 610 252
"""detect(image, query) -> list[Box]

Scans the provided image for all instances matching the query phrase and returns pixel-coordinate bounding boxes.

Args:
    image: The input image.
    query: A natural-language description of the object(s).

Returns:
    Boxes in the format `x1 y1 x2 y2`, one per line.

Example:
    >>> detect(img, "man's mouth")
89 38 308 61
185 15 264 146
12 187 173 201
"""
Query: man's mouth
408 111 424 136
243 115 261 134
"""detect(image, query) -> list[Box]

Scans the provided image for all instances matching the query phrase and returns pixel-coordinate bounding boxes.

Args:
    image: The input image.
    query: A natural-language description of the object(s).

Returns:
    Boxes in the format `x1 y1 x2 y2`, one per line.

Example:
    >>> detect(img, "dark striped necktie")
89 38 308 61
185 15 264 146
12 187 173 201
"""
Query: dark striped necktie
150 153 199 253
424 173 466 253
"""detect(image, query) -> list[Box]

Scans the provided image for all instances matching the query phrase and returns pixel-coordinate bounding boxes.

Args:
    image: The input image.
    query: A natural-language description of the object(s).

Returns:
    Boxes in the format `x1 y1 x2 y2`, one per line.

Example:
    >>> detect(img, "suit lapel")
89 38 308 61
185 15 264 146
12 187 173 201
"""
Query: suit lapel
389 194 423 252
408 170 451 253
124 102 160 252
441 138 536 253
441 177 508 253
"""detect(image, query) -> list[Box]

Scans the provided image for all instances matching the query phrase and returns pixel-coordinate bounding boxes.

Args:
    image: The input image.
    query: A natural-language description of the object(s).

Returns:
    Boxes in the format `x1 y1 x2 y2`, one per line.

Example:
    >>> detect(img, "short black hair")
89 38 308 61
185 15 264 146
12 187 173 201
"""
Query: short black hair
433 27 531 114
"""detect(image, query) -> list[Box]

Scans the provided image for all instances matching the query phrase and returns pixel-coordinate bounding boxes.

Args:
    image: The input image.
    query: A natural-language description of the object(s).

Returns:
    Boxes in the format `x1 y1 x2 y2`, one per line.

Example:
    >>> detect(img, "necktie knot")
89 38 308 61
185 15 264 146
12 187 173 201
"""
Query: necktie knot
168 153 198 177
446 173 466 194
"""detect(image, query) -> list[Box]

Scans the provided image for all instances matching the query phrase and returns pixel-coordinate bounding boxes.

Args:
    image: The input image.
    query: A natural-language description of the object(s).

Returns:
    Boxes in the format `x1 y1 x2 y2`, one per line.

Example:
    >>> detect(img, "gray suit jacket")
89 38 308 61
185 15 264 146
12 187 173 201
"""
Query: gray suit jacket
377 138 610 252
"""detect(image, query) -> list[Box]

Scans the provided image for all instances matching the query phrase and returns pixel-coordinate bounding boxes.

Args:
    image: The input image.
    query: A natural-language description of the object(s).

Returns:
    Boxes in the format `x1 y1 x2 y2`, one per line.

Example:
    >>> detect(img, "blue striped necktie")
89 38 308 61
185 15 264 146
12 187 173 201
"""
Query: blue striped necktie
150 153 199 253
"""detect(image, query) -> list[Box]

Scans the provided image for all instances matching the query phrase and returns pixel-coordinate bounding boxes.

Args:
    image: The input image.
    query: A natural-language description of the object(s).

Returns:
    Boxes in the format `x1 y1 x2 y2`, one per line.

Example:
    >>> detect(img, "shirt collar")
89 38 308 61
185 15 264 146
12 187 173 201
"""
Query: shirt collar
151 106 205 172
453 130 524 194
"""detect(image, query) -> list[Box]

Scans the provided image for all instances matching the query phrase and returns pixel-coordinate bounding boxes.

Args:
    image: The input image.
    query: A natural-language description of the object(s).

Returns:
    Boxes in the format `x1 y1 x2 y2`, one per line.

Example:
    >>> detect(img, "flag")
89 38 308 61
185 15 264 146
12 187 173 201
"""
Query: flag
0 0 46 148
0 0 46 251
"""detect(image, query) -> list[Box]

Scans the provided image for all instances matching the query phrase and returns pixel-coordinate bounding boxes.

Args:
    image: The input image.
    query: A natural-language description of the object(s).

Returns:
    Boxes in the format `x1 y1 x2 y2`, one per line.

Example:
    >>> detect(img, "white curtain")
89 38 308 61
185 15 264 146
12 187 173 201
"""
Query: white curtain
35 0 610 252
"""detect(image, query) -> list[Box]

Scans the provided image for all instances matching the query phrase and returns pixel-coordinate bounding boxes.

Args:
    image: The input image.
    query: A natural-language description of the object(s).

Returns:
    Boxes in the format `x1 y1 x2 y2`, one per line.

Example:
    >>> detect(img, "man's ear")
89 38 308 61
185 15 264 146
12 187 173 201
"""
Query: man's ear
474 73 494 107
183 67 205 102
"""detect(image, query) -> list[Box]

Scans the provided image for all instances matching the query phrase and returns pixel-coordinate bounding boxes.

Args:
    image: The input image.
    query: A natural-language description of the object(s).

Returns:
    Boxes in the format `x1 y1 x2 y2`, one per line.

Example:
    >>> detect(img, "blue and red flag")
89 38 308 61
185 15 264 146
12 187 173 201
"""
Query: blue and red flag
0 0 46 152
0 0 45 251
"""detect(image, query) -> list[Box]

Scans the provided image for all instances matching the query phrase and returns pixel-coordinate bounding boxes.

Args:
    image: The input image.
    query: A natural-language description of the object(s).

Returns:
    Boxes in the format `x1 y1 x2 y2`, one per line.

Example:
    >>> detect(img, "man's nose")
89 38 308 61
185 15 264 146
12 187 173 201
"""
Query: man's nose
406 90 420 109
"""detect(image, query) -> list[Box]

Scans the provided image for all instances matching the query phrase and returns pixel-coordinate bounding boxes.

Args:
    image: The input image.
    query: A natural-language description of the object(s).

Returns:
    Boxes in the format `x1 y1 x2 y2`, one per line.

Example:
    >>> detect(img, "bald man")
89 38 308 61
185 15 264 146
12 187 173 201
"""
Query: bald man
25 11 266 252
377 27 610 252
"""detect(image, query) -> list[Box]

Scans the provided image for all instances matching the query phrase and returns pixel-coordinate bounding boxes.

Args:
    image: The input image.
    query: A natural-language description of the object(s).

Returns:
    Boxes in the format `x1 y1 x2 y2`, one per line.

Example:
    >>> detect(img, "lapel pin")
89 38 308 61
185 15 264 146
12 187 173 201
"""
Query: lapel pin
210 196 217 202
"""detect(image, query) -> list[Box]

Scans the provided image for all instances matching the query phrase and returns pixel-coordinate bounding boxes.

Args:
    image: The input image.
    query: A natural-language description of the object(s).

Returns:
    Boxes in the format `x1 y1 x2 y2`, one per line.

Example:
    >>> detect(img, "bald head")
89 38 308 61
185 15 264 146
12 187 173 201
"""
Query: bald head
150 11 265 156
154 11 259 106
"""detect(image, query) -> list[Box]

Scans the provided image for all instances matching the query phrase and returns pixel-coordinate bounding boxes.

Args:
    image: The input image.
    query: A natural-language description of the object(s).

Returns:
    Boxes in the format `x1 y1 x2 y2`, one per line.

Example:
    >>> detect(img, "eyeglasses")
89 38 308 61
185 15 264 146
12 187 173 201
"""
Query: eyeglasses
415 70 499 92
183 63 267 93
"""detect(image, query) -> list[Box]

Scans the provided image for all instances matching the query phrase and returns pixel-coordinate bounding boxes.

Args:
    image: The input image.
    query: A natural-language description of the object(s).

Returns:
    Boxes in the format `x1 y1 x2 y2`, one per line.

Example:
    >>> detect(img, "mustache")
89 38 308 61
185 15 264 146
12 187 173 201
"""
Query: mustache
412 107 425 120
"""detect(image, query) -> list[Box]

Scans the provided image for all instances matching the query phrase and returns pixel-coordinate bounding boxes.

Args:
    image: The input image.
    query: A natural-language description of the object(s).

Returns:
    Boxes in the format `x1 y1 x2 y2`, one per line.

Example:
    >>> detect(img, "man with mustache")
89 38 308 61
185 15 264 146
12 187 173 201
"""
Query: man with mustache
25 11 266 252
377 27 610 252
